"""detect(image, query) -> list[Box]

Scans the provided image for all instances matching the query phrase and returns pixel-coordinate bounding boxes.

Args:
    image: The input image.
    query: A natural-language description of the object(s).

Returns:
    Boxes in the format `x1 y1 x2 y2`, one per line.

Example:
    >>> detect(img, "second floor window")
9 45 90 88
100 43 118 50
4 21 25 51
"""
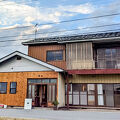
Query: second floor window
10 82 17 94
0 82 7 94
97 48 120 69
46 50 63 61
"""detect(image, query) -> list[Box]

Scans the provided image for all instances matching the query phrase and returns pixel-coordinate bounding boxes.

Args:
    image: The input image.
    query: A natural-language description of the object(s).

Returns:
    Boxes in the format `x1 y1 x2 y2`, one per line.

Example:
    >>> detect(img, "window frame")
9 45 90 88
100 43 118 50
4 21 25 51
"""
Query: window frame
46 50 64 62
0 82 7 94
97 47 120 69
10 82 17 94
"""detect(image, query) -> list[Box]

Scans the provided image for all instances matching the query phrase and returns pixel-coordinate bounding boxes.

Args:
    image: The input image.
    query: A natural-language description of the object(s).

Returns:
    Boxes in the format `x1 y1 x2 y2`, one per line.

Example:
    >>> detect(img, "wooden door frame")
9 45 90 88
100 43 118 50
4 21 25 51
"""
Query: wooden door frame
27 83 57 107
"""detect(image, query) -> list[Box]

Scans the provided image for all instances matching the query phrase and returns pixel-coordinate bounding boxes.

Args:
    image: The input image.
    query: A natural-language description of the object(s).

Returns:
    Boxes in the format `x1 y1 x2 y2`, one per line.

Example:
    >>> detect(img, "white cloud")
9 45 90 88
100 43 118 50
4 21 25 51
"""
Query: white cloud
58 3 94 14
54 12 61 17
90 0 120 27
0 1 95 27
38 25 53 30
0 24 21 30
24 17 35 23
0 1 61 26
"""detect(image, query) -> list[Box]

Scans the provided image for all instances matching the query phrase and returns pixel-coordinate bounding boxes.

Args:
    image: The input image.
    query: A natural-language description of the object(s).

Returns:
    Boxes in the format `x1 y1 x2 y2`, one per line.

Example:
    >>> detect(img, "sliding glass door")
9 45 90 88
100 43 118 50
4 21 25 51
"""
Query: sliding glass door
66 83 120 107
87 84 95 106
114 84 120 107
97 84 104 106
80 84 87 105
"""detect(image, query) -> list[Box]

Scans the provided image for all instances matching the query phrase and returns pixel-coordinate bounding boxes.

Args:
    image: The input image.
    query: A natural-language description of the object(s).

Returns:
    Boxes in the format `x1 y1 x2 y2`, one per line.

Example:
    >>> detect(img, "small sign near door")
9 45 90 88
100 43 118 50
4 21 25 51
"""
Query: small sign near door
24 98 32 109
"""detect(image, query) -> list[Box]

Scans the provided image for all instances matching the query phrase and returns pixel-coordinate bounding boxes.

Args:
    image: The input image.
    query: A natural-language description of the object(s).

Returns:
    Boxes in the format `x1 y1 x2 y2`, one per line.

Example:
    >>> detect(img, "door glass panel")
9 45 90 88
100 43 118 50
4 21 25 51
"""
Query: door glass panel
87 84 95 94
97 84 104 106
98 95 104 105
69 95 72 104
80 91 87 105
88 84 95 105
73 84 80 105
65 95 72 104
73 84 81 91
48 85 52 102
88 95 95 105
65 94 72 104
114 84 120 107
32 85 35 101
52 85 56 102
97 84 103 94
73 91 79 105
104 84 114 107
28 85 31 98
80 84 87 105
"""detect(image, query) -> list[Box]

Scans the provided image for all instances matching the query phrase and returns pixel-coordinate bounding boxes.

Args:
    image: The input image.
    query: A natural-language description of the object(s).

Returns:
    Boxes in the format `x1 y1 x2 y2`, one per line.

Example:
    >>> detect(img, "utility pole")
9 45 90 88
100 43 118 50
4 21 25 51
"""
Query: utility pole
34 23 38 41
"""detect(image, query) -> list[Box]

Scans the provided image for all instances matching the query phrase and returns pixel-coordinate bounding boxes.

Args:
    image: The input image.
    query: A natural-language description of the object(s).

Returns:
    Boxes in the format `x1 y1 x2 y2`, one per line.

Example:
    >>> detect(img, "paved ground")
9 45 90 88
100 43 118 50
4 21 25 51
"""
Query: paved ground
0 108 120 120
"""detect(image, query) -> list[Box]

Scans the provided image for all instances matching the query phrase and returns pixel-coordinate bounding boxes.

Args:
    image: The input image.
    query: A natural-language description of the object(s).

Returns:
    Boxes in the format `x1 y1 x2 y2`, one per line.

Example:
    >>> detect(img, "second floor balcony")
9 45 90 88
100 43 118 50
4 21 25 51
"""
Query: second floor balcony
66 42 120 70
67 60 120 70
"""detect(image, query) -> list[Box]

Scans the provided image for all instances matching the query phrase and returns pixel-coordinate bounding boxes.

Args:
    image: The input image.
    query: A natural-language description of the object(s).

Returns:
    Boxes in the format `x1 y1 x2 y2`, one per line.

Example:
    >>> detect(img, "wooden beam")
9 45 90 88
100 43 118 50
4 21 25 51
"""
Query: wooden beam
67 69 120 75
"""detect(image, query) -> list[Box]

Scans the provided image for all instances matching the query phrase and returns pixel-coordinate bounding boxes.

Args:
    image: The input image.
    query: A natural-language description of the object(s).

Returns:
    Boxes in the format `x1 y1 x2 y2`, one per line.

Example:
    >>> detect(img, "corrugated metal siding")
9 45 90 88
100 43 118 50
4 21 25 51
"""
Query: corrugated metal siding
28 45 66 69
66 42 94 69
68 74 120 83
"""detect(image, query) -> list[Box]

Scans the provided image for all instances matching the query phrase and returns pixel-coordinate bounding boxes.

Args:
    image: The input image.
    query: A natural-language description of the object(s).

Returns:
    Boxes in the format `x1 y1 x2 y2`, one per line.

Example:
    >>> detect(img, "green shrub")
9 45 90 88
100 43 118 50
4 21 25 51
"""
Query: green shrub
52 100 59 106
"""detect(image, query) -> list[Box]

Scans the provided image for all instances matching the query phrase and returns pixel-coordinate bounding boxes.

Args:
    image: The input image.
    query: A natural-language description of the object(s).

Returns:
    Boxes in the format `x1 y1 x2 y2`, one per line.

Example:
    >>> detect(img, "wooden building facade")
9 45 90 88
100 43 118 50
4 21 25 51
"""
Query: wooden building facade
0 51 65 107
22 31 120 108
28 44 66 70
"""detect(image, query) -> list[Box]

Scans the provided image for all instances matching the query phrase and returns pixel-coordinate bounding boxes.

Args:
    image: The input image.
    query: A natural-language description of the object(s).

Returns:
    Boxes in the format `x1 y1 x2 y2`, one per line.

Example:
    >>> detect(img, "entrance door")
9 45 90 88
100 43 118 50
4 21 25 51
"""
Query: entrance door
41 85 47 106
27 78 57 107
35 85 47 107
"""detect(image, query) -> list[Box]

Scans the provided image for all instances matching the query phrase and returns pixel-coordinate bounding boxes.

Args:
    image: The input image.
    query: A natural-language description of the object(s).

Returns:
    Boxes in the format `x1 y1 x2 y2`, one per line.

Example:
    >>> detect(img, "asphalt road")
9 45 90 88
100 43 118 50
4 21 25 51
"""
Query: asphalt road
0 108 120 120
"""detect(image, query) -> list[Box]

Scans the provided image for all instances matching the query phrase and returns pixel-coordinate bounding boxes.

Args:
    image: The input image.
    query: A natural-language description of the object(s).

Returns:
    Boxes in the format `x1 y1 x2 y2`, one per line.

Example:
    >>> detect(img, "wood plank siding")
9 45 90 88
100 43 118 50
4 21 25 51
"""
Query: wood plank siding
28 45 66 69
68 74 120 83
0 71 58 106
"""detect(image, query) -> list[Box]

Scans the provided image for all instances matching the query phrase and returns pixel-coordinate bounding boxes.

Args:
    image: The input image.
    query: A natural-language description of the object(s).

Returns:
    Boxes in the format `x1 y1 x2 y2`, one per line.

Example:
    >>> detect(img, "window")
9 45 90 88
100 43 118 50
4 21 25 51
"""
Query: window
0 82 7 94
10 82 17 94
46 50 63 61
97 48 120 69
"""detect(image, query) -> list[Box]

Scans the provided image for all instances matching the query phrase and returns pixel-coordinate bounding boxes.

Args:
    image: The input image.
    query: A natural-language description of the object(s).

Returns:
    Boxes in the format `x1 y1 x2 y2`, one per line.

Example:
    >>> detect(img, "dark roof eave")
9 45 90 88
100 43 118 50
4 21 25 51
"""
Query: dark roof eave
22 41 58 45
22 36 120 45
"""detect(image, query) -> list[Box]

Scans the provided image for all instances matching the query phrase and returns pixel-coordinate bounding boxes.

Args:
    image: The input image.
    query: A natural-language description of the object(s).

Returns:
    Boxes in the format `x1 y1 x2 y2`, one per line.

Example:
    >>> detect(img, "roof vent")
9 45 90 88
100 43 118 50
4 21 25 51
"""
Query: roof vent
16 56 21 60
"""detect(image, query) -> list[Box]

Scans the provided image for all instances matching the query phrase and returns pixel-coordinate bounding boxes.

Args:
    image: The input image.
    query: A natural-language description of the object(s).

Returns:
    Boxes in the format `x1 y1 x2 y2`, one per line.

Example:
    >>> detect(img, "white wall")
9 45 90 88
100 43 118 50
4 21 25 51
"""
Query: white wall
58 73 65 107
0 56 52 72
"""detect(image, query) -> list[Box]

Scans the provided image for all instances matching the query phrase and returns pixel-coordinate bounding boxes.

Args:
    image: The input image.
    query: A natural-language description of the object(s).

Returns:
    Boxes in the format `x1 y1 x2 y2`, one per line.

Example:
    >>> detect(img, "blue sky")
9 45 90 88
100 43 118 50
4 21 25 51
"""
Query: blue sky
0 0 120 58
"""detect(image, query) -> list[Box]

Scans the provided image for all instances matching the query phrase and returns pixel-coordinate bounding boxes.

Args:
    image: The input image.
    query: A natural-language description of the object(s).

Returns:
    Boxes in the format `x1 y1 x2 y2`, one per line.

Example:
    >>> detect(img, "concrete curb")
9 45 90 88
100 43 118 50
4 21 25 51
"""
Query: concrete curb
0 117 47 120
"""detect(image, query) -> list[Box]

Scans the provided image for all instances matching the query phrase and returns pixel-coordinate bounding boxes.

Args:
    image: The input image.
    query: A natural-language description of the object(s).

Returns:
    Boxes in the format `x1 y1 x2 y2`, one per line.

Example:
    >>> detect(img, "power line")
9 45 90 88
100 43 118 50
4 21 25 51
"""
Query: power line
0 28 120 47
0 22 120 41
0 12 120 31
0 25 34 31
0 44 26 47
37 13 120 26
62 29 120 37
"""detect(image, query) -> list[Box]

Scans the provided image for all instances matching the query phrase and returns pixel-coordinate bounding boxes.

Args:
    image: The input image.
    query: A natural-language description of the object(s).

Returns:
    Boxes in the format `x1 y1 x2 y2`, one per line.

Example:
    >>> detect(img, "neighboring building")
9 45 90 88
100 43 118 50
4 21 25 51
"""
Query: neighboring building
0 51 65 107
23 31 120 108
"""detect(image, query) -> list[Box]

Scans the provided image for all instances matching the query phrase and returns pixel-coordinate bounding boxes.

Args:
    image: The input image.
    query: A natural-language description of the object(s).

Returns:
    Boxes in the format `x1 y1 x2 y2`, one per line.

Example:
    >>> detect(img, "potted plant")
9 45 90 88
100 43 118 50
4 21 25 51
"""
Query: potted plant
52 99 59 110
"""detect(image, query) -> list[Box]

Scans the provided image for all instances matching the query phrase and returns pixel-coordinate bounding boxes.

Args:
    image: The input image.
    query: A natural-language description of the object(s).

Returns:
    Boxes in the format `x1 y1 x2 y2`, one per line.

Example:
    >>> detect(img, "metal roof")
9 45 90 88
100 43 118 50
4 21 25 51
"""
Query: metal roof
22 31 120 45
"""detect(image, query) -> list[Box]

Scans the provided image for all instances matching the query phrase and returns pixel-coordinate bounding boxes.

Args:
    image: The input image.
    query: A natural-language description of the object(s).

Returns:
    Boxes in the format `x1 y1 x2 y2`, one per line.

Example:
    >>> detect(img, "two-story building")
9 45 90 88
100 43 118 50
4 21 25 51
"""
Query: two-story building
0 31 120 108
23 31 120 108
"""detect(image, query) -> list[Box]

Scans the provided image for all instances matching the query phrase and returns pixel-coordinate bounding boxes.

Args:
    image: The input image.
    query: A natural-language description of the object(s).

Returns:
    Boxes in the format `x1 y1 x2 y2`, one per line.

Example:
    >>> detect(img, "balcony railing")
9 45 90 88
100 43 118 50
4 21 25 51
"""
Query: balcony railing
66 60 120 70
